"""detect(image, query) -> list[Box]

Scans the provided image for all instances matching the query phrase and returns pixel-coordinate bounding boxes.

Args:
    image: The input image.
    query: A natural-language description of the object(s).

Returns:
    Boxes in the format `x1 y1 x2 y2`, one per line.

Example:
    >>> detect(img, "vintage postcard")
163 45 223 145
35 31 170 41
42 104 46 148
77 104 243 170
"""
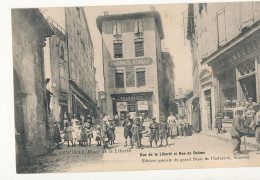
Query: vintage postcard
12 1 260 174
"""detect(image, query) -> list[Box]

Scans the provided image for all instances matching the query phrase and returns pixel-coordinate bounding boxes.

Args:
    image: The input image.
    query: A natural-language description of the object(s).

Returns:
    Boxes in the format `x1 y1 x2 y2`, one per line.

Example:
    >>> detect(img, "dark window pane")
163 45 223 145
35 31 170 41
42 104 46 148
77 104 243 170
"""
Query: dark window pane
136 71 145 87
115 72 124 88
135 41 144 57
114 43 123 58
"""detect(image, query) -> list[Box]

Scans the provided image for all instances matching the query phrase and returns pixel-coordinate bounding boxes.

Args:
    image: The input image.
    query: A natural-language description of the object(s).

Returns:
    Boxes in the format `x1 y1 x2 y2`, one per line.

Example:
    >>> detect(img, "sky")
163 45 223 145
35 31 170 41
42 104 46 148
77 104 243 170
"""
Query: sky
42 4 192 92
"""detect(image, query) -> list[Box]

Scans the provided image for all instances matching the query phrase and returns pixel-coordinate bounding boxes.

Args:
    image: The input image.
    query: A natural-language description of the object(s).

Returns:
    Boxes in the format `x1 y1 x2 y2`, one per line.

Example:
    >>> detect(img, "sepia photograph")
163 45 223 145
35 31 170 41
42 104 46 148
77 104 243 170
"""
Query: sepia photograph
10 0 260 175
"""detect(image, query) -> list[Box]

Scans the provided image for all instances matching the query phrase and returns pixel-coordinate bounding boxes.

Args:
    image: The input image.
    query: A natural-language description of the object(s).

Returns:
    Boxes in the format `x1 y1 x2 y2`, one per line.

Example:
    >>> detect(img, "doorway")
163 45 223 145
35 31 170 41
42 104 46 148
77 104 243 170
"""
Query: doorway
14 69 29 171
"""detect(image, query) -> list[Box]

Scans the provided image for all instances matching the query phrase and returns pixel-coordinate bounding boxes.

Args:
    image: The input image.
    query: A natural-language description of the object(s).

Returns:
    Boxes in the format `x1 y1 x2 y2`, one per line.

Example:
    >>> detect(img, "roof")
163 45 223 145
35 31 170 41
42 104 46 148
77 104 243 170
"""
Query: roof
96 11 164 39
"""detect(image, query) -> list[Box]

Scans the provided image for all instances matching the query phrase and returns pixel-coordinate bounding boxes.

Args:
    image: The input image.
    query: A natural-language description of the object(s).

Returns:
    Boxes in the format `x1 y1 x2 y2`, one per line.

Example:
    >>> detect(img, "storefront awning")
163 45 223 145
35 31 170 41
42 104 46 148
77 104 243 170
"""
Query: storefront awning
72 93 88 109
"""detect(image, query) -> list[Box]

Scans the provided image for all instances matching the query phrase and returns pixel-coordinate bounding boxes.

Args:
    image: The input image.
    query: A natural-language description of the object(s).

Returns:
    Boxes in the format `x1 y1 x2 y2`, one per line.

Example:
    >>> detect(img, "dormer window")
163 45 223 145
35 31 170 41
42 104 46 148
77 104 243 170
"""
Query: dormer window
112 22 122 35
134 20 143 34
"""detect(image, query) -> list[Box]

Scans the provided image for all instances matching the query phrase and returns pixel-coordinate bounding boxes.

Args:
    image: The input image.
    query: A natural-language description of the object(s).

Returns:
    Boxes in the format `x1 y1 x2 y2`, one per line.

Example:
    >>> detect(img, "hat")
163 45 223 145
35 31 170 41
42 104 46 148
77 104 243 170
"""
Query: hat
86 114 92 119
152 117 156 121
126 113 130 117
248 97 253 100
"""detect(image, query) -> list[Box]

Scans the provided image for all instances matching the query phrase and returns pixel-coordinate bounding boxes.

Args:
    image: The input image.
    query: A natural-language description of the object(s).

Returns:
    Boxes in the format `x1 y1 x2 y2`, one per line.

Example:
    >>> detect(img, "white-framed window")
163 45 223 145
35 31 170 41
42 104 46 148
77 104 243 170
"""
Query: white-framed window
134 20 143 34
112 22 122 35
216 9 227 47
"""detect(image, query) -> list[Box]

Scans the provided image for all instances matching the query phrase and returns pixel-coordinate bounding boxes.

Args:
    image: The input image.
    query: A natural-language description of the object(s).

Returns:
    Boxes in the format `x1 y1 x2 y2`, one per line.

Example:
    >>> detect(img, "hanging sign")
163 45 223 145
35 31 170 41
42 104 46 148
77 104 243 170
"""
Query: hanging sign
116 102 127 112
137 101 148 110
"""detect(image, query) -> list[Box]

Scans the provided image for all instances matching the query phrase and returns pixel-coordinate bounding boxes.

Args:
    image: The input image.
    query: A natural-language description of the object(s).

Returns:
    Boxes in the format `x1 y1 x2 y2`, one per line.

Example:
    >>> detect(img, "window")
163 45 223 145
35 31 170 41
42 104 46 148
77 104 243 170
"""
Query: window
115 71 124 88
136 68 145 87
216 9 226 47
200 29 207 59
135 38 144 57
241 2 254 26
113 40 123 58
112 22 122 35
134 21 143 34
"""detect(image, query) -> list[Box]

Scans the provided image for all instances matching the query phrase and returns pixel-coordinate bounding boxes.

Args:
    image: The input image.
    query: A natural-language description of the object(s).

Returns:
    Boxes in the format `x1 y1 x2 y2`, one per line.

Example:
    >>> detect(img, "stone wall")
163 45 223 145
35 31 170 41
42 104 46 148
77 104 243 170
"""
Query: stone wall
12 9 53 160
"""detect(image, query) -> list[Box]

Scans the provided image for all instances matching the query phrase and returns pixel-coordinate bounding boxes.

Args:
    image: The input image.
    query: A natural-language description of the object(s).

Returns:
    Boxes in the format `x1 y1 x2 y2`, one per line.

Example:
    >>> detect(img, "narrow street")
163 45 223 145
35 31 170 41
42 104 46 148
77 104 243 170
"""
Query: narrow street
22 122 259 173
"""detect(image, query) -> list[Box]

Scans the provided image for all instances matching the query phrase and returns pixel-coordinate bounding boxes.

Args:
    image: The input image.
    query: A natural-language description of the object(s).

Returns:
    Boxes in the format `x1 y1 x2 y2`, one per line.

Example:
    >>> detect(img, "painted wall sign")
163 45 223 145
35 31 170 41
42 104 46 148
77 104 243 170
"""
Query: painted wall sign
116 102 127 111
108 58 153 67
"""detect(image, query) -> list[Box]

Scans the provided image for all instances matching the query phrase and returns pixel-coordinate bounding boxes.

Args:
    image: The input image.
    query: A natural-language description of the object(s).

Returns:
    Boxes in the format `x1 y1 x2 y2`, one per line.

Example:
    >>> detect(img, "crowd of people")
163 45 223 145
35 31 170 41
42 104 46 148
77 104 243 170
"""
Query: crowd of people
52 111 193 150
227 98 260 155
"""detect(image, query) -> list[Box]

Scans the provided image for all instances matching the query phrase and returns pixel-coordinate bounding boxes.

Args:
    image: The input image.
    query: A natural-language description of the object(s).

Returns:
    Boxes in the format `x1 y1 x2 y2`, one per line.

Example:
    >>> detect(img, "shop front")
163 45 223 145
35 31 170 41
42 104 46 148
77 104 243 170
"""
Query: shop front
111 92 153 119
208 30 260 123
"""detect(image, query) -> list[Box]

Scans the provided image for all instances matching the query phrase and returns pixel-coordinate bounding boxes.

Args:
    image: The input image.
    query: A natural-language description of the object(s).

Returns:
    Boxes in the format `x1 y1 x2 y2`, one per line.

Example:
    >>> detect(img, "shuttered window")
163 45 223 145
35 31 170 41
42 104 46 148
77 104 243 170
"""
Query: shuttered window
134 21 143 34
114 40 123 58
136 68 145 87
135 39 144 57
217 9 226 47
113 22 122 35
115 72 124 88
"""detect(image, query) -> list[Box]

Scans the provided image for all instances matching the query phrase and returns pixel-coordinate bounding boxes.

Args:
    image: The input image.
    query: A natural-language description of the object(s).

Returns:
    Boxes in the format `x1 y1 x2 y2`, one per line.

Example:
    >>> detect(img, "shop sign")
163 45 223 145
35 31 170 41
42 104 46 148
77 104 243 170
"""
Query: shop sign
116 102 127 111
137 101 148 110
128 104 136 112
217 37 260 69
109 58 152 67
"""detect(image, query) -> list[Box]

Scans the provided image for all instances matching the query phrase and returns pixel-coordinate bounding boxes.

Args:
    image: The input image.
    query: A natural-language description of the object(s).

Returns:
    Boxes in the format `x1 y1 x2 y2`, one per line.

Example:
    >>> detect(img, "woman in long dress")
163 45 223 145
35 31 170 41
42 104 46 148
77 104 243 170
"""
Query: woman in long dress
168 113 178 138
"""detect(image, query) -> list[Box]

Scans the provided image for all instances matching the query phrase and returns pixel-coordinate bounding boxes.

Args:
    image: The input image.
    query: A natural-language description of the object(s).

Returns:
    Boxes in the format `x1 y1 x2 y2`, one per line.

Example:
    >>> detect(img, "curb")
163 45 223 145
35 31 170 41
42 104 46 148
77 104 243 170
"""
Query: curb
203 132 258 149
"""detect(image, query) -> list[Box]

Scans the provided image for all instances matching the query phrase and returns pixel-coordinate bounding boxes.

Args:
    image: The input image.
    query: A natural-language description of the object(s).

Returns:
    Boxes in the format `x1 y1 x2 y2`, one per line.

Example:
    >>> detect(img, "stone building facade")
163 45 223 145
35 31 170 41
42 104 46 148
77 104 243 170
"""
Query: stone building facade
43 17 69 130
65 7 97 117
12 9 54 171
97 11 175 119
187 2 260 132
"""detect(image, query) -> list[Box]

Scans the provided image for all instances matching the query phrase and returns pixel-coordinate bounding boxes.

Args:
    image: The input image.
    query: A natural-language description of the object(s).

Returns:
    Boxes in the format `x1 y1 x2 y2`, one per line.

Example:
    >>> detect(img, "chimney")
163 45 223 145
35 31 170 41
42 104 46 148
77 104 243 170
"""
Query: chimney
104 11 109 16
150 6 155 11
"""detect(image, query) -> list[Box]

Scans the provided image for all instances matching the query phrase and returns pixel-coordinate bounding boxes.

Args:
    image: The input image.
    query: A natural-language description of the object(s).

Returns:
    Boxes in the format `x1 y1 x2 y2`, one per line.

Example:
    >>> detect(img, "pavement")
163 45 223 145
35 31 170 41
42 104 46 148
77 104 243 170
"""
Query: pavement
20 120 260 173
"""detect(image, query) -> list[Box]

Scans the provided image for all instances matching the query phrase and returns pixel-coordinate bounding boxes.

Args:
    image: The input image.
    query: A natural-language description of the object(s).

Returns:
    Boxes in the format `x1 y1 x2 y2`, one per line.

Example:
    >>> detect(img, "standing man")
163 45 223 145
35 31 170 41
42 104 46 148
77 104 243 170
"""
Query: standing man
45 78 55 113
230 108 248 155
215 110 223 134
159 116 169 147
131 117 142 148
122 114 134 147
253 106 260 153
149 117 159 148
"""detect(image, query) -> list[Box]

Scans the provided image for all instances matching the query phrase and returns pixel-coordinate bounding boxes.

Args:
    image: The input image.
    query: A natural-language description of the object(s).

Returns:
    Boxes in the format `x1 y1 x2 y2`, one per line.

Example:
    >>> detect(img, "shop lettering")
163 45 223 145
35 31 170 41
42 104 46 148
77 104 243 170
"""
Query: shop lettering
109 58 152 67
218 37 260 68
119 96 143 101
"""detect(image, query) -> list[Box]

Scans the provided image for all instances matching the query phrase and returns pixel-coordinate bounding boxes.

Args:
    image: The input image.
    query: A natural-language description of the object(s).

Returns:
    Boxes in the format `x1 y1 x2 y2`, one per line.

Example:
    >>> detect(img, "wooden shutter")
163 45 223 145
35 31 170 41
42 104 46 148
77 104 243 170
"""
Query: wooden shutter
115 72 124 88
242 2 254 24
138 21 143 33
113 22 117 35
117 22 122 35
135 39 144 57
136 69 145 87
217 10 226 46
134 21 138 34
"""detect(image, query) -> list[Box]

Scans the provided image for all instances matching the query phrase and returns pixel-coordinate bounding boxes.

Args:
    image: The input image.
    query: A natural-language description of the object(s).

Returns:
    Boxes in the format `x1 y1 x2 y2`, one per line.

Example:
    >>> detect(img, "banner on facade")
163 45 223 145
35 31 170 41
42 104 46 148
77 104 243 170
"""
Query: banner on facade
116 102 127 112
137 100 148 110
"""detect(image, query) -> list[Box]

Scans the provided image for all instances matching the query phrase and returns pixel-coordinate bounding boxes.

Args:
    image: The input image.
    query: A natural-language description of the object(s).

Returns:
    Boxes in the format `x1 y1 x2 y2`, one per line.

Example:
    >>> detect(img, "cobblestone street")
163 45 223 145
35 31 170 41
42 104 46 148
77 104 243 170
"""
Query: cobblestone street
22 122 259 173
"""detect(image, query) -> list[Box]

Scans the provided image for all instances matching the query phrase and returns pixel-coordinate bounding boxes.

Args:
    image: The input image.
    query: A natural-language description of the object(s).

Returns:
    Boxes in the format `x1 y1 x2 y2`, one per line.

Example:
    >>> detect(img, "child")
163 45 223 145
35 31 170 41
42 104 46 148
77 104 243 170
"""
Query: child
85 117 93 146
159 116 169 147
149 117 159 148
81 126 87 146
64 122 74 147
95 125 102 146
76 126 82 146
